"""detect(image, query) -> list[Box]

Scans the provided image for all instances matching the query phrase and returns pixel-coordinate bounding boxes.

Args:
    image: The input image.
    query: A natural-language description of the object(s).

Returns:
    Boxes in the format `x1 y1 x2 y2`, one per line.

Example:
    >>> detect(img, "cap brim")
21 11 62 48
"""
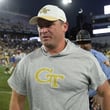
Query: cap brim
29 16 38 25
29 16 58 25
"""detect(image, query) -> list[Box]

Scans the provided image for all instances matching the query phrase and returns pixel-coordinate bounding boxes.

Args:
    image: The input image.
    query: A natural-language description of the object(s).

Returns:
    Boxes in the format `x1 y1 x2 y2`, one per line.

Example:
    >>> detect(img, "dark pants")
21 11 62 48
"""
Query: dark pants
89 97 93 110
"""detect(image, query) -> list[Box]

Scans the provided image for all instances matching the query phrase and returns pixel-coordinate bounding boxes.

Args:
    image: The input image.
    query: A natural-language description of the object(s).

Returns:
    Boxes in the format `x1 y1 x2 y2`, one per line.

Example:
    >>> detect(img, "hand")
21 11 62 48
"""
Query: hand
90 96 101 110
90 95 103 110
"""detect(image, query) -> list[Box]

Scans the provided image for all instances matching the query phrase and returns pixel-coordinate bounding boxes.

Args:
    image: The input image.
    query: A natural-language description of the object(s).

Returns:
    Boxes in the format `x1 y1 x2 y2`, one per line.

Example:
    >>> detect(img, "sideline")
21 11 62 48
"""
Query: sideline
0 91 11 94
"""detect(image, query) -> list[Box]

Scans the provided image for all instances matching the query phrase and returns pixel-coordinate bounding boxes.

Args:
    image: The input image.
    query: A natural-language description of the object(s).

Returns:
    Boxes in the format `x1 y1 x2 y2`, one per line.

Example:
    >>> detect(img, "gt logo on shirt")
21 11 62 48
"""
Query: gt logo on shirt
35 68 65 88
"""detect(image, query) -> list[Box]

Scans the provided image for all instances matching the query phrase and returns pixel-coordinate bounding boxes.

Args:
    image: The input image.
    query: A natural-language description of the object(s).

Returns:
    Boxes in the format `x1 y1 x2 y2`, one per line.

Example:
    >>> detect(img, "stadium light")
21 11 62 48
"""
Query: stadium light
0 0 4 3
93 27 110 34
0 0 7 9
62 0 72 5
104 5 110 14
30 37 41 42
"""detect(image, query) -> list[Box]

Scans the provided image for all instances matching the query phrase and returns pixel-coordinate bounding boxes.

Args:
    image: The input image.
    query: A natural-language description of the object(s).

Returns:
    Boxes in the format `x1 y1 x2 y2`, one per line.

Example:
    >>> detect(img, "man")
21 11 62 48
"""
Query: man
76 30 110 76
76 29 110 110
8 5 110 110
76 29 110 80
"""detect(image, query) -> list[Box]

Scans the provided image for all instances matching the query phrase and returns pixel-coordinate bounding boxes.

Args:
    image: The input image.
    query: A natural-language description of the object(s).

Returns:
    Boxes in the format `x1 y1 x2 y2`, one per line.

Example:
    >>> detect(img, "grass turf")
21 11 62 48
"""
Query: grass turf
0 65 29 110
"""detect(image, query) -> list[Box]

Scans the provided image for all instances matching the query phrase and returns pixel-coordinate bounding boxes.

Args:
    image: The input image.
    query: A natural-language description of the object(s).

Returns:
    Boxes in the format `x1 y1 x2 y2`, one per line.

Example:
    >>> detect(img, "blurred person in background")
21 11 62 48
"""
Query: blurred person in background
106 50 110 62
76 29 110 110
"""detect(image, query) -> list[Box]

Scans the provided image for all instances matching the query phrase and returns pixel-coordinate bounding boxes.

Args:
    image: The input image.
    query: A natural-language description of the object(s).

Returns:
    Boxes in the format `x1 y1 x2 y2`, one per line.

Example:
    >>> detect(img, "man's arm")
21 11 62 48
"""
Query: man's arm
9 90 26 110
97 80 110 110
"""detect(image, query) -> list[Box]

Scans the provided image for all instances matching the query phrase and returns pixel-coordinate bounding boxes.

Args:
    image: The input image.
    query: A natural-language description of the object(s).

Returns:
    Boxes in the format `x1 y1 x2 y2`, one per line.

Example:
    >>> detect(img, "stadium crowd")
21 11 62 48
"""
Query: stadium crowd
0 10 110 74
0 10 42 73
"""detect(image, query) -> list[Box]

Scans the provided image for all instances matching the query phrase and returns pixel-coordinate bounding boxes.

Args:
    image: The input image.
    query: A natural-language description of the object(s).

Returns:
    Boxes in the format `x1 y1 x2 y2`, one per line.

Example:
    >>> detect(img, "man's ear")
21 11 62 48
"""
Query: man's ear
63 22 69 32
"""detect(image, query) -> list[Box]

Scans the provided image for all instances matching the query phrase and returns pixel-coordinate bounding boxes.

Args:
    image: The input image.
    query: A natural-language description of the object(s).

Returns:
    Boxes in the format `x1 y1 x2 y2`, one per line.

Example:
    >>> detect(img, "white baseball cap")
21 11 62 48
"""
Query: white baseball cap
29 5 67 25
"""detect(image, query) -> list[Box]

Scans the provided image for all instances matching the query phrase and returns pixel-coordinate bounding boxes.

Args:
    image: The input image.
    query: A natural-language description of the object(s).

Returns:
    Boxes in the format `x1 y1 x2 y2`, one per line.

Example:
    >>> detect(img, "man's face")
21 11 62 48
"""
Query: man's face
37 18 68 49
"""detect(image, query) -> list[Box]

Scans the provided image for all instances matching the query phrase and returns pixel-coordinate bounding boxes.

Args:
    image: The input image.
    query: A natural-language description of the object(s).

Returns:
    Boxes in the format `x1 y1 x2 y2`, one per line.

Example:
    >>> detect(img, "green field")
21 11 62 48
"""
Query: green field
0 65 29 110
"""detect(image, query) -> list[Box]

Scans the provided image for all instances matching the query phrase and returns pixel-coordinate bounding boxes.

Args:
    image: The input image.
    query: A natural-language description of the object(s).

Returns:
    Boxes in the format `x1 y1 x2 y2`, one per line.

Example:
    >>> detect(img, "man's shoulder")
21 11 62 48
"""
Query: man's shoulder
20 48 42 63
91 49 104 56
26 48 42 58
91 49 107 59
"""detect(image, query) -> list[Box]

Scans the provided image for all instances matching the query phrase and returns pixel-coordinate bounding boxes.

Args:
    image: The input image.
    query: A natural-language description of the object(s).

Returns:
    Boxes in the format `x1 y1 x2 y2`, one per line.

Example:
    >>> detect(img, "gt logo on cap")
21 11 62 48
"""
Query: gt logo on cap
40 7 50 14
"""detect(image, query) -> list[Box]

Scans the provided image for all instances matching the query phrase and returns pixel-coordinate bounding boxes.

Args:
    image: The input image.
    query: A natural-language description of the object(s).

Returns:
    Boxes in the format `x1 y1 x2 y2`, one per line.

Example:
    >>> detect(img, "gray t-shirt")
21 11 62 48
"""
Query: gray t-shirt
8 39 107 110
